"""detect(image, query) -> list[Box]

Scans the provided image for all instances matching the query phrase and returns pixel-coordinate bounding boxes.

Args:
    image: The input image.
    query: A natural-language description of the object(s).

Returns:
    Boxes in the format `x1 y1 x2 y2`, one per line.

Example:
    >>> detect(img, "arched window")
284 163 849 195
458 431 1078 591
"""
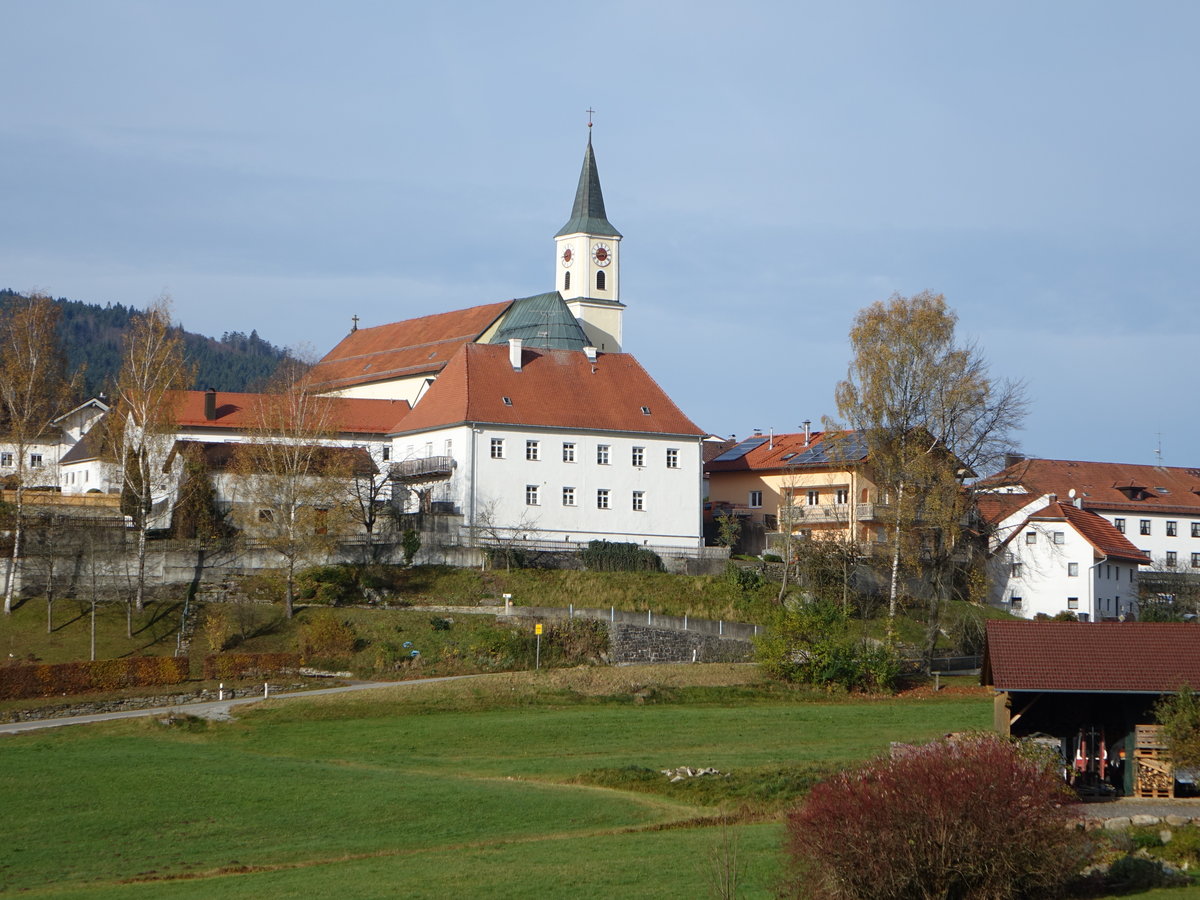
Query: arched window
596 270 606 291
564 271 570 291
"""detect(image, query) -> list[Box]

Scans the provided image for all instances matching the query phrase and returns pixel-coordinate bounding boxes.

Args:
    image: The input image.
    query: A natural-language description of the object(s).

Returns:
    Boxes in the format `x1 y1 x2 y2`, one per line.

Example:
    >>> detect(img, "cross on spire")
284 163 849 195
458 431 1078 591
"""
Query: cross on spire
351 314 360 332
586 107 595 129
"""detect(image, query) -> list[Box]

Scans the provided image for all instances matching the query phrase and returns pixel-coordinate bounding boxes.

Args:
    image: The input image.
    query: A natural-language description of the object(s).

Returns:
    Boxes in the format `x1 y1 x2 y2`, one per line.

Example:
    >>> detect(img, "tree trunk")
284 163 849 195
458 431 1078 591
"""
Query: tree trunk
135 524 148 611
888 481 905 624
284 557 295 619
4 482 25 614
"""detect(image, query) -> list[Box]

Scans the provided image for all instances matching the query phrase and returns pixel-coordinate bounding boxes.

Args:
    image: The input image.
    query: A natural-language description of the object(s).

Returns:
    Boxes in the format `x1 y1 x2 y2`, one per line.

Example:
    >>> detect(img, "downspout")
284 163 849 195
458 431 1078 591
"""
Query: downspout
468 425 479 545
697 435 705 552
1088 554 1107 623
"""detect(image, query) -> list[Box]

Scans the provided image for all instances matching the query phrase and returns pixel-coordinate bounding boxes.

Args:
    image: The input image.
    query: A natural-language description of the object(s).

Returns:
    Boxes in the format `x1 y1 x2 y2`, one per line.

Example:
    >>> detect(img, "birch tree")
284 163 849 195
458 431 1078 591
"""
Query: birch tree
0 294 75 614
831 292 1026 637
114 296 192 611
232 360 354 618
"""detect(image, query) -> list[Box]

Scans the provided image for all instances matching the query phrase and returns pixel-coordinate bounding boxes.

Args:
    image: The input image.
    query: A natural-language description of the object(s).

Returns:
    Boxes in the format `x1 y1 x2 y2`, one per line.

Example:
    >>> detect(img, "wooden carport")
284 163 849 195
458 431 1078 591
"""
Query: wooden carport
982 620 1200 797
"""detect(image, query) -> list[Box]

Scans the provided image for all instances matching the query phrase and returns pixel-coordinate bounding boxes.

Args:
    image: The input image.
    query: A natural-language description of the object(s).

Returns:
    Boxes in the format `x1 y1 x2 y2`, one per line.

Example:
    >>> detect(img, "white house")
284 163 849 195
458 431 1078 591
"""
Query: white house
984 492 1150 621
0 397 110 492
388 341 706 550
979 457 1200 576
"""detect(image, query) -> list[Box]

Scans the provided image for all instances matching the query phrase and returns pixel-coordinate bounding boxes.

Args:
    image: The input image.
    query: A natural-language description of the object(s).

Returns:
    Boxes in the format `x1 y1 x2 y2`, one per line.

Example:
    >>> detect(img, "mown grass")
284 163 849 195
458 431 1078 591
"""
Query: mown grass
2 666 990 897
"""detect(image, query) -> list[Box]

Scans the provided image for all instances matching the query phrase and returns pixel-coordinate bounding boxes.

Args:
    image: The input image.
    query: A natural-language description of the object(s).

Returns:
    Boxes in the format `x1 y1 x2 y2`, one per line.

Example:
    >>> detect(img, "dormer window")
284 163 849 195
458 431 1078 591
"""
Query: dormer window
640 406 651 415
502 397 512 406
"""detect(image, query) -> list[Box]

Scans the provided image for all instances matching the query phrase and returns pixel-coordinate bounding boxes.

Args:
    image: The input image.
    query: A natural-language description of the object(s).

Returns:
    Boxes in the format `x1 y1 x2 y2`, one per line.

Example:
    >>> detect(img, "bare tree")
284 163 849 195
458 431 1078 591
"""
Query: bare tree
346 452 394 564
831 292 1027 638
232 360 355 617
0 293 76 614
112 296 192 612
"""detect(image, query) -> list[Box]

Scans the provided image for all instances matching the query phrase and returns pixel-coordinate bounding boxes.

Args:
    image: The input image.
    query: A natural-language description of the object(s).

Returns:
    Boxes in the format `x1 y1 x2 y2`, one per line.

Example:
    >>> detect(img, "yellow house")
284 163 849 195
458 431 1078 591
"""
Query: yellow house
705 429 891 550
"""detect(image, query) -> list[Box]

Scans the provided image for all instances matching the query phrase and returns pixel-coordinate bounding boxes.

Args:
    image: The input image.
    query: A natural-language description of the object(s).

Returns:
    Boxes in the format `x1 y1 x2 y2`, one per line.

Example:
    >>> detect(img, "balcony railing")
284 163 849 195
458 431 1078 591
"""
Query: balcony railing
780 501 887 525
389 456 456 481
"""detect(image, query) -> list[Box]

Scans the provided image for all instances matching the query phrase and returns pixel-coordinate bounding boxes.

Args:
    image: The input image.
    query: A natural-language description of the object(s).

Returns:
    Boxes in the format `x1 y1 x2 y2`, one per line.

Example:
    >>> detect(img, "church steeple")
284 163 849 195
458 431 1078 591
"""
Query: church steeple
555 126 625 352
556 134 622 239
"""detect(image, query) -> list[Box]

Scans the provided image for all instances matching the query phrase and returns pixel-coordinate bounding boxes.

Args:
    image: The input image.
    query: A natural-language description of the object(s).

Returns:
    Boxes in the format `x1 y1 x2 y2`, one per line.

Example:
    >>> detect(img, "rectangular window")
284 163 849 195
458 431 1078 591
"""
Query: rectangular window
1192 522 1200 538
596 489 610 509
1140 519 1152 536
382 446 391 461
631 446 644 467
1068 562 1079 577
596 444 610 465
562 442 576 463
807 490 820 506
29 453 42 468
1010 595 1023 610
1068 597 1079 610
1167 551 1178 566
749 490 763 508
490 438 505 459
526 440 540 461
632 490 644 511
1052 531 1065 545
666 448 679 468
1025 532 1037 544
1167 521 1178 537
525 485 540 506
562 487 575 506
835 488 848 505
1011 562 1023 577
1115 518 1126 534
1192 553 1200 569
444 439 453 456
0 452 11 467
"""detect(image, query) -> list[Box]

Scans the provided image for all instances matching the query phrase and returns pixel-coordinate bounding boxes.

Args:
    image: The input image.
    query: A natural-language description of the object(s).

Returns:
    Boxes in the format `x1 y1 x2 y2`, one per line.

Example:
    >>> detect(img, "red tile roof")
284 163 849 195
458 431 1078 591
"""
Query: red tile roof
174 391 410 434
396 344 705 436
983 620 1200 693
306 301 513 391
981 458 1200 516
705 430 863 473
1026 499 1151 564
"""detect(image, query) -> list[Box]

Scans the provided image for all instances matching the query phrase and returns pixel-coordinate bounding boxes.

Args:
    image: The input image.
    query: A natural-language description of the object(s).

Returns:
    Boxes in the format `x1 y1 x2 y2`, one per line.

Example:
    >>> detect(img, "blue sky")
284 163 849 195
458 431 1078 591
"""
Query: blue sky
3 1 1197 467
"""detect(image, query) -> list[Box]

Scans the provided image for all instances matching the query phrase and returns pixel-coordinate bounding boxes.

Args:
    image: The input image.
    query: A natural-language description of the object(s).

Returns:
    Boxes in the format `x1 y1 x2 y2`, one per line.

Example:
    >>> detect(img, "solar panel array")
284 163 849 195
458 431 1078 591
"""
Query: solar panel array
783 432 869 466
710 437 768 463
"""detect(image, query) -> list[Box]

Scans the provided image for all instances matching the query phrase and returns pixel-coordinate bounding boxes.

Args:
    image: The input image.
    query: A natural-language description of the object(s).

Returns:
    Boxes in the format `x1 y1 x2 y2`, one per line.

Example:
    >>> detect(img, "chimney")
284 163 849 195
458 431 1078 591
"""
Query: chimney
204 388 217 421
1004 452 1025 470
769 427 774 450
583 345 597 362
803 419 811 446
508 338 523 372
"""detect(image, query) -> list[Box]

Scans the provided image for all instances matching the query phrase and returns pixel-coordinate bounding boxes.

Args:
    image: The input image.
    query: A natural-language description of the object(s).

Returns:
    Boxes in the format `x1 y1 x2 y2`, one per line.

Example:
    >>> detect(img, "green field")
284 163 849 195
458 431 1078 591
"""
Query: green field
2 667 991 898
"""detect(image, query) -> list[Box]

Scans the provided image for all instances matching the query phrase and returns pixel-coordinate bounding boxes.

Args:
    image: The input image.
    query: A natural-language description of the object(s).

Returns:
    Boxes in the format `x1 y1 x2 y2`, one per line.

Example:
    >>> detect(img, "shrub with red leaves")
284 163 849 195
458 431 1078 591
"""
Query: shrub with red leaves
784 732 1087 900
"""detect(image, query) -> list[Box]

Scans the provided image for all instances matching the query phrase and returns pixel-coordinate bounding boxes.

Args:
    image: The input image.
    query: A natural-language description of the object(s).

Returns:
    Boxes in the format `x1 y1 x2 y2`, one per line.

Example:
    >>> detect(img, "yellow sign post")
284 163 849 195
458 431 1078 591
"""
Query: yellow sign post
535 623 543 669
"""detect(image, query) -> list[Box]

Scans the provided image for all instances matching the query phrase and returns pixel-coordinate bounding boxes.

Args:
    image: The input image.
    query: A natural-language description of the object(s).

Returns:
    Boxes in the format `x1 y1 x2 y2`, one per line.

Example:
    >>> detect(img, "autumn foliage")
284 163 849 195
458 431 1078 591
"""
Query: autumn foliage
0 656 189 700
202 653 300 680
784 732 1086 900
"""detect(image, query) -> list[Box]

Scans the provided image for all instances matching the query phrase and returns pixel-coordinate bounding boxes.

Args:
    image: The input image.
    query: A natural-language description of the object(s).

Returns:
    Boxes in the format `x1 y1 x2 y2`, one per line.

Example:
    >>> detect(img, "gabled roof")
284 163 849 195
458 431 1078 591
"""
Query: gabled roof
1026 498 1151 564
484 292 589 350
705 430 869 473
306 301 513 392
979 457 1200 516
166 440 378 476
395 344 704 437
173 391 409 435
51 397 110 426
983 620 1200 693
59 426 106 464
555 134 621 238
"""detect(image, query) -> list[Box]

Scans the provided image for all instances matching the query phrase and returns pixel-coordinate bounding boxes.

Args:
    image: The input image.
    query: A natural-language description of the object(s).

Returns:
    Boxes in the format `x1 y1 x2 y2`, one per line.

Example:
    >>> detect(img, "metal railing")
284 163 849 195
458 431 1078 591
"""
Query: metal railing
389 456 456 480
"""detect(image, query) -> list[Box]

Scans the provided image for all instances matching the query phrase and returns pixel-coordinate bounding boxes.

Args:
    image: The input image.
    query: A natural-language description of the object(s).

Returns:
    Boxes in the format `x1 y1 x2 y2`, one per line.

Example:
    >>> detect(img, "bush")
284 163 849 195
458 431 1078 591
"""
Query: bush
0 657 189 699
580 540 663 573
297 610 358 659
296 566 359 605
723 562 764 592
202 653 300 680
755 598 900 692
1155 686 1200 770
784 733 1087 899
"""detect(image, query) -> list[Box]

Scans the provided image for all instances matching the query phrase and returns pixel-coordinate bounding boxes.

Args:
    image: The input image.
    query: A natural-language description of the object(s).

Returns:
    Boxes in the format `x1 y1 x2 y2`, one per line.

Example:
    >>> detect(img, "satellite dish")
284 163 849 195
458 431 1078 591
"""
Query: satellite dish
1068 489 1077 499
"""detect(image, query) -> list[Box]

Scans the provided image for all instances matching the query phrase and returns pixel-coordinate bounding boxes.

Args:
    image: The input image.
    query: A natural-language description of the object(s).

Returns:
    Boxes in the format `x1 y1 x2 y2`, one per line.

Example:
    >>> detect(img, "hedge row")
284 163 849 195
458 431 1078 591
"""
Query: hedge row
0 656 190 700
203 653 301 681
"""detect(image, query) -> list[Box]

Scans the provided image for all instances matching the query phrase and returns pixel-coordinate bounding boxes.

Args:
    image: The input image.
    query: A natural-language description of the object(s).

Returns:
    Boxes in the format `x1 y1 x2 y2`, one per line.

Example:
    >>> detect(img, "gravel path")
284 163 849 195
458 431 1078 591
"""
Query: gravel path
1072 798 1200 820
0 675 478 736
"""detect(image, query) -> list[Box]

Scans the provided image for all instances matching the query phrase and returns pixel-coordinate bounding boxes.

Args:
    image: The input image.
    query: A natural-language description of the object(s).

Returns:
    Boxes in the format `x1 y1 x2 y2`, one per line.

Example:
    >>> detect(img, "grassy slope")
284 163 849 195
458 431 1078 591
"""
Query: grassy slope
1 668 991 898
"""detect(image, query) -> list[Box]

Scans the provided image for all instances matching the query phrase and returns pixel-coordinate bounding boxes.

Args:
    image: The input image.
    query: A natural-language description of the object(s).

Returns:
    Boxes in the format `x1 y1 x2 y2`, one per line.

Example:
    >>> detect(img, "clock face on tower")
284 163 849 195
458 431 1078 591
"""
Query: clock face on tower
591 242 611 266
561 247 573 267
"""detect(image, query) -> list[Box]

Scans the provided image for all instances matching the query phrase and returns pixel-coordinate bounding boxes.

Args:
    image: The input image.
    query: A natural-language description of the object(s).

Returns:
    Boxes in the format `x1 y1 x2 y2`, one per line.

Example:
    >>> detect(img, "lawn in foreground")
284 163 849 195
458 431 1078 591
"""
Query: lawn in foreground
3 668 989 896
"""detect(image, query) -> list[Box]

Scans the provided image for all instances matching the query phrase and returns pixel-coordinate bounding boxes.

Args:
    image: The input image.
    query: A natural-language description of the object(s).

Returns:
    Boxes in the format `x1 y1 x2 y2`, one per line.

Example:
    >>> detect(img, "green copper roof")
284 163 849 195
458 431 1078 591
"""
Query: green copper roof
555 135 622 238
487 292 589 350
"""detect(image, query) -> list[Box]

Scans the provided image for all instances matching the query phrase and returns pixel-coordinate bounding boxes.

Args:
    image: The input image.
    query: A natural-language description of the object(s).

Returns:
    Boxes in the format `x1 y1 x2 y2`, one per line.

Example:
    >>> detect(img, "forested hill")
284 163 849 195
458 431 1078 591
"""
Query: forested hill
0 290 291 398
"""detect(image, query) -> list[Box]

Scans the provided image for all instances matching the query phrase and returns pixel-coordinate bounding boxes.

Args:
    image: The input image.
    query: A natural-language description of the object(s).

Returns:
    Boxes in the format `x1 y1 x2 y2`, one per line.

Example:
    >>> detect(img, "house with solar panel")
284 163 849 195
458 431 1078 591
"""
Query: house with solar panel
302 132 710 556
705 426 889 554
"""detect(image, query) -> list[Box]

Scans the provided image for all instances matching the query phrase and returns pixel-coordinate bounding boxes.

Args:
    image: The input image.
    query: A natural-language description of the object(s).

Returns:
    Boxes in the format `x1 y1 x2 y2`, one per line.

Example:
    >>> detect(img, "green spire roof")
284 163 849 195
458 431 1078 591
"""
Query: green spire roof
487 292 589 350
555 134 622 238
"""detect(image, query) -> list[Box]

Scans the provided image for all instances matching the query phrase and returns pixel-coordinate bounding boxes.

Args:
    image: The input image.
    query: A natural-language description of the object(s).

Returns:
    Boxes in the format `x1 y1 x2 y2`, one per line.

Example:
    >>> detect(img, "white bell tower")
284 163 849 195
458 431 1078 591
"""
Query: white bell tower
555 125 624 352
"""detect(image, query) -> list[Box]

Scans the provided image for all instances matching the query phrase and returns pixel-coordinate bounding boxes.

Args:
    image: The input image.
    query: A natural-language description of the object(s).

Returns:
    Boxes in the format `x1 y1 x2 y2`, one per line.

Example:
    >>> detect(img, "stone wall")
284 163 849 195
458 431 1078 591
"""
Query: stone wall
608 622 754 665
